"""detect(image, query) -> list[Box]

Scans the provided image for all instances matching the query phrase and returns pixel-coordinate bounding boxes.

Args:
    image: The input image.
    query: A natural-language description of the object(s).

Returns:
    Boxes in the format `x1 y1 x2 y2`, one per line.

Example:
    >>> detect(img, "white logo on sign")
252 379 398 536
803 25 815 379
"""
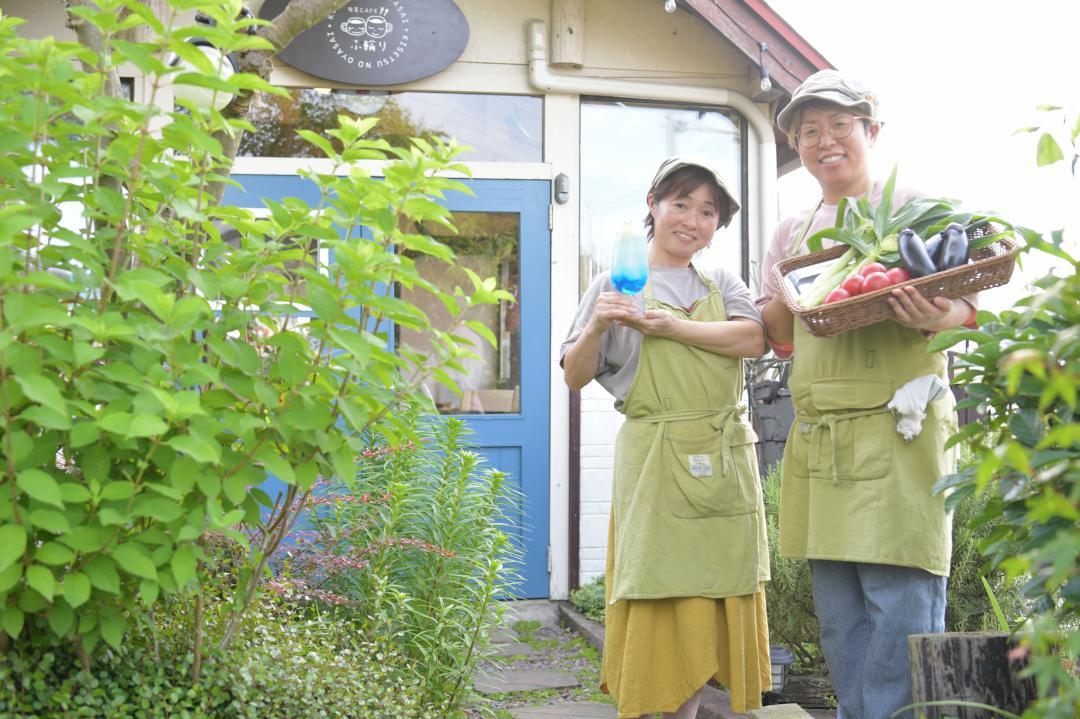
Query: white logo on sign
326 3 410 69
339 15 394 38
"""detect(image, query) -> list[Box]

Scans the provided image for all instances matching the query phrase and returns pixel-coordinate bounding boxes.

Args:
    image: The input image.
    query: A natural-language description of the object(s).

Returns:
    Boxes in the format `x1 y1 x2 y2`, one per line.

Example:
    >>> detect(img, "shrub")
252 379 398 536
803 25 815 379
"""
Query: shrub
762 462 824 673
0 0 508 667
274 414 521 717
0 594 434 719
945 448 1028 633
932 188 1079 718
570 575 606 623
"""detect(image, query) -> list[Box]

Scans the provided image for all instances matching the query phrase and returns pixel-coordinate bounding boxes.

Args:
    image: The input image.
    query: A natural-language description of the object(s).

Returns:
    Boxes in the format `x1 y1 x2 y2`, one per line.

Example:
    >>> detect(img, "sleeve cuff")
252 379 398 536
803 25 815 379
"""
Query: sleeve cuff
962 303 978 329
767 338 794 359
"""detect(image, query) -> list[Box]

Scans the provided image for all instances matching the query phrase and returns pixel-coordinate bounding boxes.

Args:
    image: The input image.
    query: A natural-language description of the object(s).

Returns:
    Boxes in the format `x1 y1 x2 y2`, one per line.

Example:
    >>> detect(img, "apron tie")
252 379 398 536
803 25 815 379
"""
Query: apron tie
628 405 749 479
803 407 892 485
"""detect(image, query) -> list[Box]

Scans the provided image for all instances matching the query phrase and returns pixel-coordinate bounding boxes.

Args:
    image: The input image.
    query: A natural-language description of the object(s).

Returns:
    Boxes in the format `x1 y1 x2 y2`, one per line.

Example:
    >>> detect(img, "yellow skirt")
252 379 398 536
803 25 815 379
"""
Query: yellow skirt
600 518 772 718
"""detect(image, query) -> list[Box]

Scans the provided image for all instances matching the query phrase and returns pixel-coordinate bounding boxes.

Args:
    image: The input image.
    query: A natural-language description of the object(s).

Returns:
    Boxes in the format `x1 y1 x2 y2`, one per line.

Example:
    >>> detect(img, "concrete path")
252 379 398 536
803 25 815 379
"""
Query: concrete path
473 599 616 717
475 599 834 719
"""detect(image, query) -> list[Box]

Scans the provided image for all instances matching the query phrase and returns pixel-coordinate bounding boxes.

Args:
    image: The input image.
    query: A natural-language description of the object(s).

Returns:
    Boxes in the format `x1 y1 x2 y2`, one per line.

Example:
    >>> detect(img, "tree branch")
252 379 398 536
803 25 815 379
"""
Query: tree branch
210 0 351 202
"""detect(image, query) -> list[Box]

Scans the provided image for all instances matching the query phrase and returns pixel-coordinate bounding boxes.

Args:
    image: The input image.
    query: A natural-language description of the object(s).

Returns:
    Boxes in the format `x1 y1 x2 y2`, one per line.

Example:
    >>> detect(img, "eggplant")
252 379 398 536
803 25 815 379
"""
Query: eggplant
939 222 970 270
898 228 937 278
923 232 944 268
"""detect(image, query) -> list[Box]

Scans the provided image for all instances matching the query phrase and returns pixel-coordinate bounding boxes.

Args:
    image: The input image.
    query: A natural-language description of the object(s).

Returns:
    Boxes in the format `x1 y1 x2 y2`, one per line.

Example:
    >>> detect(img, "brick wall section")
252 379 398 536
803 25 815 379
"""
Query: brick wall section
578 382 623 584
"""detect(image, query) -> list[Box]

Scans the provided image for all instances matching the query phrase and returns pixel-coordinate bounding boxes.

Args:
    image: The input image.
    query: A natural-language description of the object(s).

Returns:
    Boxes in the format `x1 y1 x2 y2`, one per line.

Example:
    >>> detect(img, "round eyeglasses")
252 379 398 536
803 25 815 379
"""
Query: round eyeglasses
796 115 871 148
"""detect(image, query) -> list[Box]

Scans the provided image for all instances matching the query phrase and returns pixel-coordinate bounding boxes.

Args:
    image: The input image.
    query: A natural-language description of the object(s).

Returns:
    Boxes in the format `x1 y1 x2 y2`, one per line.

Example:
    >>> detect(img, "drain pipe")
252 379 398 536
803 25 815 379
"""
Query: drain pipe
526 18 777 256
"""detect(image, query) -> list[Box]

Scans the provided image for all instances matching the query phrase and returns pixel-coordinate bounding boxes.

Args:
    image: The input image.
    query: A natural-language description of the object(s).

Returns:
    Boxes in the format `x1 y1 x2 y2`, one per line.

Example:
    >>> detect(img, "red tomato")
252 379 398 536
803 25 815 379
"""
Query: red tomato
840 274 864 296
885 267 911 284
825 288 851 304
859 262 887 277
862 271 892 293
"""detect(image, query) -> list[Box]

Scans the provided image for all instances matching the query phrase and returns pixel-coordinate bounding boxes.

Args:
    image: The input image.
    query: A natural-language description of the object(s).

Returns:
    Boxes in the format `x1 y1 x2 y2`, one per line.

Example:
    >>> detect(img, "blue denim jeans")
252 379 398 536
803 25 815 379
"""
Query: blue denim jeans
808 560 947 719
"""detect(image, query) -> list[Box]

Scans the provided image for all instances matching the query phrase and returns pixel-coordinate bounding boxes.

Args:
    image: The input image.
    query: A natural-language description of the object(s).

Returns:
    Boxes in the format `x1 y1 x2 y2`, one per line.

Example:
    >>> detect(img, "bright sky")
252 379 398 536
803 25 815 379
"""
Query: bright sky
764 0 1079 311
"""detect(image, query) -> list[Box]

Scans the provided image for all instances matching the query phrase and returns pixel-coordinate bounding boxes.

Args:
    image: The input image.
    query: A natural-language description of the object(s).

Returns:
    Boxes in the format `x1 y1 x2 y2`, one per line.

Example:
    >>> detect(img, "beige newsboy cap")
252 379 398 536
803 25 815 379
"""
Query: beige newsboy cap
649 155 740 228
776 69 881 134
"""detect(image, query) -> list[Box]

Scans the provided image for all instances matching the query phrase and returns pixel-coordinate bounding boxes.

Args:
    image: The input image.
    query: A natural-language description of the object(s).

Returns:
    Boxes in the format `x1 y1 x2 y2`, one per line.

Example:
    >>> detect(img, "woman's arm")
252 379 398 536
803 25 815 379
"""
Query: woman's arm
624 312 766 358
761 295 795 347
562 292 639 391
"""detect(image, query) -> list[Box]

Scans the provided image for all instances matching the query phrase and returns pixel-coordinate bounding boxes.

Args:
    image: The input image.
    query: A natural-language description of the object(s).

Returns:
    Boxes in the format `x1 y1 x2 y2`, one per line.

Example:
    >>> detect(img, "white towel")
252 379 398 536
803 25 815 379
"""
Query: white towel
886 375 950 442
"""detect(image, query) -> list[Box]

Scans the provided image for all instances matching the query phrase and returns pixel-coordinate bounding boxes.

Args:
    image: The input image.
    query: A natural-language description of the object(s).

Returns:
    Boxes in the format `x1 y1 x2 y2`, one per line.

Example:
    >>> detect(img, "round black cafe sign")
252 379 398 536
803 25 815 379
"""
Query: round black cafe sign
259 0 470 86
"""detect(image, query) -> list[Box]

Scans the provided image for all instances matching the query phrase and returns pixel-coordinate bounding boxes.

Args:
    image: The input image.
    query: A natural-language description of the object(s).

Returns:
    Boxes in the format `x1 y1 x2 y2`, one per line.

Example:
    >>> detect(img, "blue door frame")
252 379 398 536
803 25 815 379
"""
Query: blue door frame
225 175 552 599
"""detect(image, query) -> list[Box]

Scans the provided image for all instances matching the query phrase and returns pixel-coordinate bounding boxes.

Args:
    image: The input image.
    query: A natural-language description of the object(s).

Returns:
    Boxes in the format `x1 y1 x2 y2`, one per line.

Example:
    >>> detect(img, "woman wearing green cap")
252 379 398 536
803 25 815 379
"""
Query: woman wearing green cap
561 157 771 718
757 70 977 719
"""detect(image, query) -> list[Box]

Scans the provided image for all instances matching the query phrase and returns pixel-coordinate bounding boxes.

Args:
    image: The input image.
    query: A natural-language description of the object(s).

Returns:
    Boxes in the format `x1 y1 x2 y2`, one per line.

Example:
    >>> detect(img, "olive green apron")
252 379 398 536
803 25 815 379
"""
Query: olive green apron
609 268 769 603
778 215 956 576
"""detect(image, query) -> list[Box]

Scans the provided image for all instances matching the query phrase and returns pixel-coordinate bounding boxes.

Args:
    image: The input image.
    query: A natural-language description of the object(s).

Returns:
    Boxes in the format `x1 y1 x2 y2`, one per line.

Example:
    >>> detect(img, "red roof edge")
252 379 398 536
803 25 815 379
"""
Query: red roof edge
743 0 834 71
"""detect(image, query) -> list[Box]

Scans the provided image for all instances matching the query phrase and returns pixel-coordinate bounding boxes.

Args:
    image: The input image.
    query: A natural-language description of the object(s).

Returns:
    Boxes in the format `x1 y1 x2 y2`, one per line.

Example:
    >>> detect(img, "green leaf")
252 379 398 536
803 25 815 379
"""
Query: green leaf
100 481 134 501
0 564 21 594
0 524 28 571
297 130 338 160
34 542 75 566
171 545 197 588
133 496 183 522
127 414 168 438
168 434 221 464
69 422 101 448
59 482 92 504
97 411 134 436
60 572 92 609
1036 132 1064 166
1 607 24 639
48 601 75 638
27 564 56 600
14 373 67 415
255 447 295 485
100 613 125 650
140 578 159 606
27 509 71 534
16 469 65 508
85 556 121 595
1008 409 1044 447
112 543 158 580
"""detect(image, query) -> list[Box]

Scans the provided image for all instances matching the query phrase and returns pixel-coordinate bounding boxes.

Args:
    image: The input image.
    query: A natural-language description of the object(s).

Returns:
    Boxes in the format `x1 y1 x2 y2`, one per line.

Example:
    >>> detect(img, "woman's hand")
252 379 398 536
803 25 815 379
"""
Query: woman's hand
587 292 643 335
887 285 969 332
621 307 677 337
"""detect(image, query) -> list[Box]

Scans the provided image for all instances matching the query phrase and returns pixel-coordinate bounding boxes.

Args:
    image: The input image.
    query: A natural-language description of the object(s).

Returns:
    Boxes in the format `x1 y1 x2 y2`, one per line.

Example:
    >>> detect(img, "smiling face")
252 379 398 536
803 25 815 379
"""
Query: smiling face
646 178 725 268
794 103 880 203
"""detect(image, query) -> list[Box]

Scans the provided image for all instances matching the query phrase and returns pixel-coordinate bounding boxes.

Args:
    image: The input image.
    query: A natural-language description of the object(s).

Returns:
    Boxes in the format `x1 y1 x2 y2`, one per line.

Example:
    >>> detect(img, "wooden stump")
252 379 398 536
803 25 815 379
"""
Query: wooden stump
908 632 1037 718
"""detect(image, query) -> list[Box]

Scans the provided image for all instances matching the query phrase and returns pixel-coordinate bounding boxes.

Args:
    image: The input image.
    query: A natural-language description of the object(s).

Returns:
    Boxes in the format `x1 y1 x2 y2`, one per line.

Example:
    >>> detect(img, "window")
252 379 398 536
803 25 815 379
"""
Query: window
395 212 521 415
240 90 542 162
580 99 745 293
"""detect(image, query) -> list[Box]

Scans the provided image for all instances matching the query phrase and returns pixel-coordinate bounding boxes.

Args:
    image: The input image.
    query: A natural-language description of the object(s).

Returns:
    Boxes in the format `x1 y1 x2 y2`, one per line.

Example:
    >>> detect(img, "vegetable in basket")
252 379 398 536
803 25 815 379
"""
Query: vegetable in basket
938 222 970 269
897 228 937 278
797 167 1013 308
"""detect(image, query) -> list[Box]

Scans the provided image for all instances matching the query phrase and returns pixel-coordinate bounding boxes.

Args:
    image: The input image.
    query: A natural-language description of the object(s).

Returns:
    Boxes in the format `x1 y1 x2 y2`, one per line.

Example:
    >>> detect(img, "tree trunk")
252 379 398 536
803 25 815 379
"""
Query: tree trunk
908 632 1037 718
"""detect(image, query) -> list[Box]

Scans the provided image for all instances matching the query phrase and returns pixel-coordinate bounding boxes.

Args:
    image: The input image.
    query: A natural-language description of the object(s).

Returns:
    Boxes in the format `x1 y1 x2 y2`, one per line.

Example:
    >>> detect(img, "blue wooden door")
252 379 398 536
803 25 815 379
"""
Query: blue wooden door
225 175 551 599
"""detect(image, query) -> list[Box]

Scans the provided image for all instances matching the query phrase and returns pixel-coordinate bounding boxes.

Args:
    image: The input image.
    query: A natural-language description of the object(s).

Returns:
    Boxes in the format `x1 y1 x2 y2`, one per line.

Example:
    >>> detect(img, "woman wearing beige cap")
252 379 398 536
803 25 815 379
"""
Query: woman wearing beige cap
757 70 977 719
561 157 771 718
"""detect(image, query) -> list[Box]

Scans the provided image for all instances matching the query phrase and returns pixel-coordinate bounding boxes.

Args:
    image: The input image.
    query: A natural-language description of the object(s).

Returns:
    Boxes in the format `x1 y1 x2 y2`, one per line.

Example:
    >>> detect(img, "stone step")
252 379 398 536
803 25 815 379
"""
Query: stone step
488 626 519 644
511 702 616 718
486 641 538 658
473 668 580 694
749 704 814 719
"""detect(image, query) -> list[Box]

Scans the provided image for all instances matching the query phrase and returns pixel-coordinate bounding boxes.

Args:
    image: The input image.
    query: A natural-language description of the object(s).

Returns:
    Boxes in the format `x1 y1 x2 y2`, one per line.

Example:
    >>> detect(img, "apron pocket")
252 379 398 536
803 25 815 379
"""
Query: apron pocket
664 423 758 518
807 378 895 481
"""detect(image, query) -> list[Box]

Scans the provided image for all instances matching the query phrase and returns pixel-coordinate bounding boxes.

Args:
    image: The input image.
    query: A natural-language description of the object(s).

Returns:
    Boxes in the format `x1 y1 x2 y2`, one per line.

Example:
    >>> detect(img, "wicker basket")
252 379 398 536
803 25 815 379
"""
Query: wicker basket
772 234 1019 338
